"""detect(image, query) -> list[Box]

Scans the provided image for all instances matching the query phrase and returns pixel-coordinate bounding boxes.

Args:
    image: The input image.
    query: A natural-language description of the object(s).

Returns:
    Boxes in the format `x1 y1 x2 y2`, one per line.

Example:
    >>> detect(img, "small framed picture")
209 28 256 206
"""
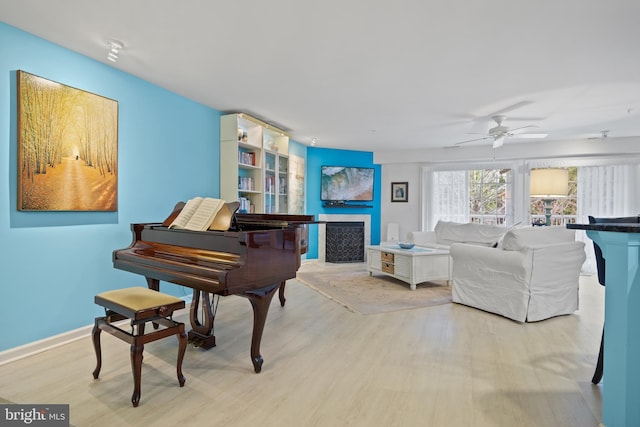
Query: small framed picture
391 182 408 202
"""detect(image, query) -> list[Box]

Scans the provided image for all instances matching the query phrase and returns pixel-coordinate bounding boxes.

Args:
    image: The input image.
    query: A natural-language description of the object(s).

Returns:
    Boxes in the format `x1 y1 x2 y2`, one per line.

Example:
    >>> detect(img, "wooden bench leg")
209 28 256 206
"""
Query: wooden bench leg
177 324 187 387
92 318 103 379
130 324 145 408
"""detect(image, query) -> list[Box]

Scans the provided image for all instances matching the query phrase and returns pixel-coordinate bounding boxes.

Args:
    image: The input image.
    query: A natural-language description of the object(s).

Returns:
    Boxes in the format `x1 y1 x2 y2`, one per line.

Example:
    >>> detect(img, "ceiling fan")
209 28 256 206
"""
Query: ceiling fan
454 115 548 148
588 130 609 140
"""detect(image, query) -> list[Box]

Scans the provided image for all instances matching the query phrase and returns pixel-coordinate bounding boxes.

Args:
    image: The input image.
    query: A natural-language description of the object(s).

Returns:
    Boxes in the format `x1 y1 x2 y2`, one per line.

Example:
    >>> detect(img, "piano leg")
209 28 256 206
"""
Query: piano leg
146 277 159 291
240 283 280 373
146 278 161 330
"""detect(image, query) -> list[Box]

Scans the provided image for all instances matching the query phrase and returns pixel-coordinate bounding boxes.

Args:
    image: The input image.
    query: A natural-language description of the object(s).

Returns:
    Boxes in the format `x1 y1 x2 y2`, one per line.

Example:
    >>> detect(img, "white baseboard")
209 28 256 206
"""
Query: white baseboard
0 323 94 366
0 295 192 366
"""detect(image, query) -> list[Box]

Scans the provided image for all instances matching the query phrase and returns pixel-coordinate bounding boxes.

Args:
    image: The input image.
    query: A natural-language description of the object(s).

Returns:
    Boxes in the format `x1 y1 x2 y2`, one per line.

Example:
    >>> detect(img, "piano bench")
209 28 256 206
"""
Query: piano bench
91 287 188 407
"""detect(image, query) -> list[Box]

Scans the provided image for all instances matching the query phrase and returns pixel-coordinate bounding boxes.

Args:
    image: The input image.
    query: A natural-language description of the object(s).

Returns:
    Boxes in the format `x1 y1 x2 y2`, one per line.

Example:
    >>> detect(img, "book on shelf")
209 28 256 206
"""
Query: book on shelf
239 197 254 213
168 197 226 231
238 151 255 166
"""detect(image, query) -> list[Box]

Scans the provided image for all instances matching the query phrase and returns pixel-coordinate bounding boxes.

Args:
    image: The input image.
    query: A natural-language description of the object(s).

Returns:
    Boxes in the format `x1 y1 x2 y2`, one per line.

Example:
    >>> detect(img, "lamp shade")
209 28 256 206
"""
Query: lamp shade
530 168 569 197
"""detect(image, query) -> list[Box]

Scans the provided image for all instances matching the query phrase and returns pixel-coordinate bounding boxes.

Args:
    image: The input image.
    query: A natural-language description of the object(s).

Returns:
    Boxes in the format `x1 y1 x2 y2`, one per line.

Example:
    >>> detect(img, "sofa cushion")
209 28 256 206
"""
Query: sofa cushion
434 220 506 247
410 231 438 247
501 226 575 251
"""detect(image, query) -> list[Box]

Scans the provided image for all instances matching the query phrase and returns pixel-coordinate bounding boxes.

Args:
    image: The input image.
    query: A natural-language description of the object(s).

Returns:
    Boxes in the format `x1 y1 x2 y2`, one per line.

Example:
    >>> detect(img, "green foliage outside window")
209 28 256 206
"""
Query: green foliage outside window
469 169 512 225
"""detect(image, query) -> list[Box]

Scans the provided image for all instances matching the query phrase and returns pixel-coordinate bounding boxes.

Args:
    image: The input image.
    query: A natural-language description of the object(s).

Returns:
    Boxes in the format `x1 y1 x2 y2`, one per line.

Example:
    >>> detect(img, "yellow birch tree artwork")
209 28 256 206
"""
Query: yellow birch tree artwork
17 70 118 211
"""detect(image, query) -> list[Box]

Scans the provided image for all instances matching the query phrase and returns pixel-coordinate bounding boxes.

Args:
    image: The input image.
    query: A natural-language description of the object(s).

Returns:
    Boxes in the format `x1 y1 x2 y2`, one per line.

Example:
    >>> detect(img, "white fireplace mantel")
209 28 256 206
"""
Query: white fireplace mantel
318 214 370 263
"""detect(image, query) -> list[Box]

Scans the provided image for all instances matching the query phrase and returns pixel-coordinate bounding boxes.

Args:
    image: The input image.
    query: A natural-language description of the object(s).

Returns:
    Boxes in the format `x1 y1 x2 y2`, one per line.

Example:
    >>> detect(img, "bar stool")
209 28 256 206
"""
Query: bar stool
92 287 187 407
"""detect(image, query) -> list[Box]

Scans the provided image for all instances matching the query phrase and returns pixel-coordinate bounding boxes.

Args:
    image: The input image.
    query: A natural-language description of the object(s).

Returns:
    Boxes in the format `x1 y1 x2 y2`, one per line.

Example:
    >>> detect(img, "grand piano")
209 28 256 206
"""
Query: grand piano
113 202 314 373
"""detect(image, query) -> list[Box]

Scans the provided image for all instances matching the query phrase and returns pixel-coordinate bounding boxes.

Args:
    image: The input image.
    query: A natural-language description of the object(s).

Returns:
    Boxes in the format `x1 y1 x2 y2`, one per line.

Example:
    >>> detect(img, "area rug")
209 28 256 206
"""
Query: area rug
295 268 451 315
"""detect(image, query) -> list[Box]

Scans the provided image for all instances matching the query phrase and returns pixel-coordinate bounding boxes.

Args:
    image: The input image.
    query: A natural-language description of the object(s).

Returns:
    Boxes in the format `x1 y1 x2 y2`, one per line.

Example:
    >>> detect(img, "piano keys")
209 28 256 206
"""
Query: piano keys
112 204 314 373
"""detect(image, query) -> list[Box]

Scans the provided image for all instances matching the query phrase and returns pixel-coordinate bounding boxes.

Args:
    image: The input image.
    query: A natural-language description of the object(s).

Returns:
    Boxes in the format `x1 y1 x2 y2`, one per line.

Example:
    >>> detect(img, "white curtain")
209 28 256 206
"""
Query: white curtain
576 164 640 273
428 170 469 229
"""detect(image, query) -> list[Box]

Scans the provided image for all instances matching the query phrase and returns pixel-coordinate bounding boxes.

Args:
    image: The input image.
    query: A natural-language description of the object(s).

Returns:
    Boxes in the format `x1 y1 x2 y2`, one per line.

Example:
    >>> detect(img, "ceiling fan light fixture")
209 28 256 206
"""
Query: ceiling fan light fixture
455 114 546 148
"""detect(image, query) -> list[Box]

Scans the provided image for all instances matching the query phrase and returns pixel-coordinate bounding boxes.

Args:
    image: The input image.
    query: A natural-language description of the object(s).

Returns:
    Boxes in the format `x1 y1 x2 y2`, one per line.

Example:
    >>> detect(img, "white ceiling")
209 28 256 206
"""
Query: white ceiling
2 0 640 152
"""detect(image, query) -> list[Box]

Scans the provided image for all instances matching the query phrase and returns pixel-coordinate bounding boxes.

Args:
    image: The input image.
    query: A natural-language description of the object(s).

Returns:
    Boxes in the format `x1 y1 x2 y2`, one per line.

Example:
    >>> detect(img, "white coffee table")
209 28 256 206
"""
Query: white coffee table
366 245 451 290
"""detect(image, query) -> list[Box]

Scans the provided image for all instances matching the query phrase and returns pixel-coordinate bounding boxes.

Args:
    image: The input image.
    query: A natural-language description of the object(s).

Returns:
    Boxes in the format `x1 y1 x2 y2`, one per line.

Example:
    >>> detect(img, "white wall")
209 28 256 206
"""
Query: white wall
380 163 421 240
377 137 640 232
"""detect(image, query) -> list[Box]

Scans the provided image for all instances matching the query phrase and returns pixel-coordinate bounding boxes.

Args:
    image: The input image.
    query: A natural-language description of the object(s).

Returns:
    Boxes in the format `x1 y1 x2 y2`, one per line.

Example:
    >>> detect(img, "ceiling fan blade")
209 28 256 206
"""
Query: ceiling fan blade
515 133 548 139
454 136 491 145
506 116 547 121
508 125 538 134
586 130 609 140
489 101 535 117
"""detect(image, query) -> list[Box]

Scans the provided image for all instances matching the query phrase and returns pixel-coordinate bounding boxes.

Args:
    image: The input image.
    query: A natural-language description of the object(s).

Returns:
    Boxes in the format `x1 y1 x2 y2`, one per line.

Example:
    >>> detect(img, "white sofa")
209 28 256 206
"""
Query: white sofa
410 220 508 250
450 226 586 322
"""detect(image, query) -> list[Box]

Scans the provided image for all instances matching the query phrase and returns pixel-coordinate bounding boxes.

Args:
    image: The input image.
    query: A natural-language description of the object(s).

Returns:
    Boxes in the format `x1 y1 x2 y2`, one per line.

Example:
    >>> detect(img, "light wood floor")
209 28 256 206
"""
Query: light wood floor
0 261 604 427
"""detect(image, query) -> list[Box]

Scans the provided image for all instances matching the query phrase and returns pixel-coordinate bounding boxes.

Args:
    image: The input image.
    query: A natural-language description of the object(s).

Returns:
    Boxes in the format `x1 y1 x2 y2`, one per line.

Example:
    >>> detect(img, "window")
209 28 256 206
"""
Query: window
430 168 513 227
426 162 639 234
469 169 512 225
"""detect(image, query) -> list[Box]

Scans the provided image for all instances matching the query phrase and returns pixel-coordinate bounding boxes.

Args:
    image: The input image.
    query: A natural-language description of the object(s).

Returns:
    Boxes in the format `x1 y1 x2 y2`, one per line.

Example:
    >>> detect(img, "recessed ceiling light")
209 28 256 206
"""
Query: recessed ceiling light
106 40 123 62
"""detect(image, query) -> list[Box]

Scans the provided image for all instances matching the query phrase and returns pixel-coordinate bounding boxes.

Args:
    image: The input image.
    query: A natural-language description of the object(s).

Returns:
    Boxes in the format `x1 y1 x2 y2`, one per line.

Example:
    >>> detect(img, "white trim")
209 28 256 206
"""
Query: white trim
0 324 94 366
0 295 192 366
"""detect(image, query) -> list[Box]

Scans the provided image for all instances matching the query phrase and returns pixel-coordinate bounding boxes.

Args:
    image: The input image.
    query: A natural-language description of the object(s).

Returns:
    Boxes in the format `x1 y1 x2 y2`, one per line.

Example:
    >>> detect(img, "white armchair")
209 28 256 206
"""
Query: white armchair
450 226 586 322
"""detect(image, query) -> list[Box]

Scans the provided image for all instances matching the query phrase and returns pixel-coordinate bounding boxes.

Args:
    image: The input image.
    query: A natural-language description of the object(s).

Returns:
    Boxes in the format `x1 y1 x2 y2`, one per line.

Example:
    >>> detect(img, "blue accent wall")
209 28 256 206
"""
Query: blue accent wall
305 147 381 259
0 23 221 351
0 22 379 352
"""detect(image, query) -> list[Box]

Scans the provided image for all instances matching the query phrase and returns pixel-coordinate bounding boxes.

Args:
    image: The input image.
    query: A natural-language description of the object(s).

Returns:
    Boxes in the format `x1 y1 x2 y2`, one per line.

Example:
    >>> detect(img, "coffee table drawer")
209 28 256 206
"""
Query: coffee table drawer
382 262 394 274
381 252 394 262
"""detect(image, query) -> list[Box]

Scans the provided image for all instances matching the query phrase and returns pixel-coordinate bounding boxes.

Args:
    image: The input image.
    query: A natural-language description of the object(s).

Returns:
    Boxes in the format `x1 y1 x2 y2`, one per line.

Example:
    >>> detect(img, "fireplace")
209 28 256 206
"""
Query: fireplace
325 222 365 263
318 214 370 263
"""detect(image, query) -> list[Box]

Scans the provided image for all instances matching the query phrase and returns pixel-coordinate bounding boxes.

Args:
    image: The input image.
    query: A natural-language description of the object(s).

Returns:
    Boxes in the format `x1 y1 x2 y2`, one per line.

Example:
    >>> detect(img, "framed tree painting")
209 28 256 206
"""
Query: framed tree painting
391 182 408 202
17 70 118 211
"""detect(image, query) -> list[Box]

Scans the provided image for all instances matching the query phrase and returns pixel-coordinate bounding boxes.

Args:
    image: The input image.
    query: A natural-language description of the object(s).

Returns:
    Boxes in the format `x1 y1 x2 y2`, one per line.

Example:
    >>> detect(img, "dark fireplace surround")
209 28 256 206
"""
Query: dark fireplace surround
325 221 365 263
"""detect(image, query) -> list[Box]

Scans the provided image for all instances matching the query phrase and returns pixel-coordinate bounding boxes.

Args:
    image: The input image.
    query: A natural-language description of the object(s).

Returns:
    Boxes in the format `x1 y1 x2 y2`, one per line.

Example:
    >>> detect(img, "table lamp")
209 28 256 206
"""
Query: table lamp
530 168 569 226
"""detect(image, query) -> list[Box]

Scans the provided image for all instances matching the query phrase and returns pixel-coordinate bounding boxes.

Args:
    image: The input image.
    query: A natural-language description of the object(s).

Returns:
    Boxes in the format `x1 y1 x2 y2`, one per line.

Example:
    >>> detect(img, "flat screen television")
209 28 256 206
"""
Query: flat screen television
321 166 375 202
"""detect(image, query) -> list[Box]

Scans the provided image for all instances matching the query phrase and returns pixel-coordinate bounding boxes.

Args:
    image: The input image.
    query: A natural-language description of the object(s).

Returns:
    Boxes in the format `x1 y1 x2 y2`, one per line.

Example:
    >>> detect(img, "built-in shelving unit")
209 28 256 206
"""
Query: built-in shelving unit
220 113 289 213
